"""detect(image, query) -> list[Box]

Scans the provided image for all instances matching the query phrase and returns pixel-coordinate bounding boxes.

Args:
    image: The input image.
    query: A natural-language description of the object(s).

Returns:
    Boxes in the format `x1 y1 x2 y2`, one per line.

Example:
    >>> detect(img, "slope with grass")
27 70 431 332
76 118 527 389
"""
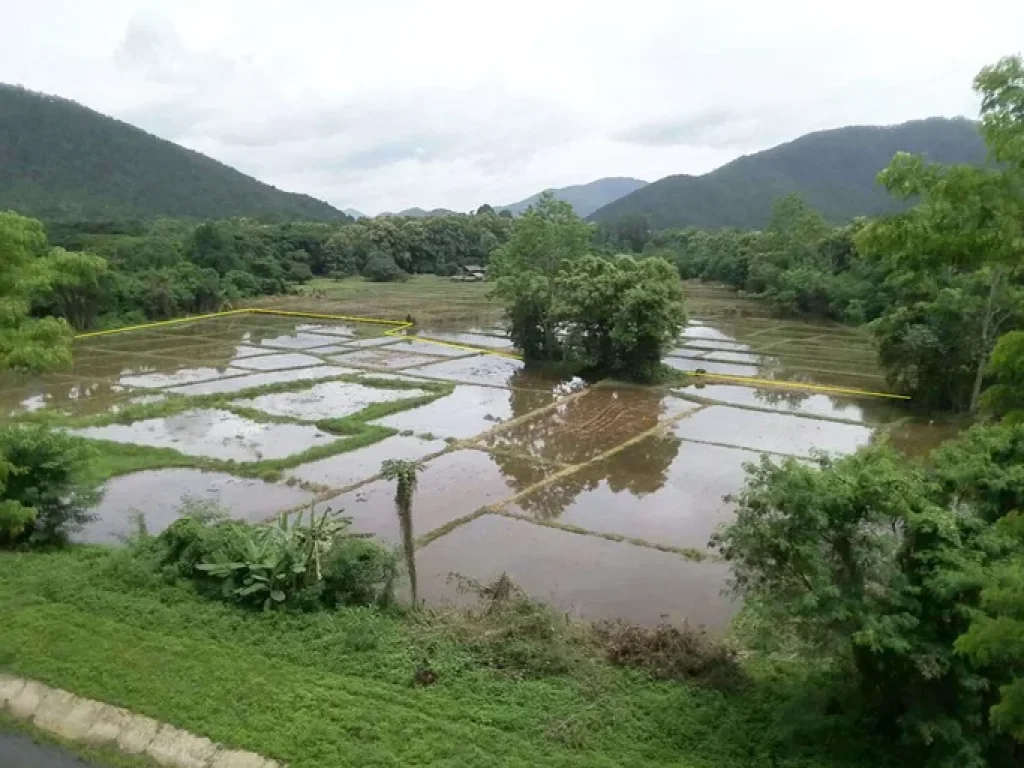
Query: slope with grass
0 84 348 222
0 548 891 768
589 118 987 229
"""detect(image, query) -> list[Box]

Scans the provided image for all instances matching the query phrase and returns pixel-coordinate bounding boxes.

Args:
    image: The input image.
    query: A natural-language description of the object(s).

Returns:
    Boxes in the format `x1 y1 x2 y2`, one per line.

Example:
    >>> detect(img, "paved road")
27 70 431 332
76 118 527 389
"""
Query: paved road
0 730 105 766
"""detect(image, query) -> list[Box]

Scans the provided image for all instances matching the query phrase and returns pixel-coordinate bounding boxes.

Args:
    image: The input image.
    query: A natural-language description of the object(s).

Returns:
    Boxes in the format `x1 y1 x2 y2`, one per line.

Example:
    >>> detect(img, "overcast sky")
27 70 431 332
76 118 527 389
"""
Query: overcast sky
3 1 1022 214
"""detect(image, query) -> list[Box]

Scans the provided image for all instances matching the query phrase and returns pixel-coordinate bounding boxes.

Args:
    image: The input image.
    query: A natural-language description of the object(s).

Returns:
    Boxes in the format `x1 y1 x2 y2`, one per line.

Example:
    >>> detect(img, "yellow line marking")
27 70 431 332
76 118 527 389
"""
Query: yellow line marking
73 308 906 400
689 372 909 400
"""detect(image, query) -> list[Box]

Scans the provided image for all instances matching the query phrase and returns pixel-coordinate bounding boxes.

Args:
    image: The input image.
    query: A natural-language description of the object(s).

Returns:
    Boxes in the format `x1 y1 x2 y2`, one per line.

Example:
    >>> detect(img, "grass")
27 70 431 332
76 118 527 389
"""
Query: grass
258 275 502 327
0 547 893 768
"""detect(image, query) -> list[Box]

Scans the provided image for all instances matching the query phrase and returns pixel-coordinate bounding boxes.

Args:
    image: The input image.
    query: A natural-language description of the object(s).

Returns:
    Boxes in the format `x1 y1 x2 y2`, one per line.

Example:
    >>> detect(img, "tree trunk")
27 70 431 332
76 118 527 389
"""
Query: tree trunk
969 269 1002 413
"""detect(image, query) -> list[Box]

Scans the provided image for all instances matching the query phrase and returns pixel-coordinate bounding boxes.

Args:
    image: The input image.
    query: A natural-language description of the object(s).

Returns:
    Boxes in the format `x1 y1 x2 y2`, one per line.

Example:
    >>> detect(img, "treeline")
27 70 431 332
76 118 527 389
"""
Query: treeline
24 209 515 331
598 162 1023 414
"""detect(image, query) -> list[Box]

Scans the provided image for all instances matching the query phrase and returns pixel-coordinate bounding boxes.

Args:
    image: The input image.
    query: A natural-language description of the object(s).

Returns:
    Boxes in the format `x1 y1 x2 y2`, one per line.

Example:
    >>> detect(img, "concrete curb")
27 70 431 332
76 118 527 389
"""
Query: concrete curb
0 673 280 768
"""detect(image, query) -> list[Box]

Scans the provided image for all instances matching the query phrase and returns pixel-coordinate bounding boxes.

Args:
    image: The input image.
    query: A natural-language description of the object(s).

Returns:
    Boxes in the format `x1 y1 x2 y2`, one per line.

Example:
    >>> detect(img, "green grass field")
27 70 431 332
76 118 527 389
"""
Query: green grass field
0 548 889 768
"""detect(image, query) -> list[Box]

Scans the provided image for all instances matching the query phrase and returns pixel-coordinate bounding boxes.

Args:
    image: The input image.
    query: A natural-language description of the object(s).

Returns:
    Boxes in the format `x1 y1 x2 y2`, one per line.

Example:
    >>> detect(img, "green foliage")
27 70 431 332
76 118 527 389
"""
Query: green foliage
589 118 987 229
714 432 1024 766
0 425 98 548
145 506 396 611
488 192 595 359
0 211 73 370
553 255 686 380
381 459 420 603
0 84 347 221
362 251 406 282
982 331 1024 423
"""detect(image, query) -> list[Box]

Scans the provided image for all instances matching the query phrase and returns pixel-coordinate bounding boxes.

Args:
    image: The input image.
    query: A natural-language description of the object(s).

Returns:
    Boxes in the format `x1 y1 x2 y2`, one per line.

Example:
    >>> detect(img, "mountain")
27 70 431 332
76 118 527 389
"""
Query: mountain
589 118 987 230
0 84 348 221
499 177 648 218
343 208 367 219
381 207 459 218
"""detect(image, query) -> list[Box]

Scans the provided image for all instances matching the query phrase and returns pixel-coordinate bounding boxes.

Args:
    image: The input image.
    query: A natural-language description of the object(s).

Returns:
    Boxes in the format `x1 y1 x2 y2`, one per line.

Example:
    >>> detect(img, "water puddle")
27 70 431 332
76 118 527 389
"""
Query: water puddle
506 439 757 551
418 331 515 350
672 405 874 457
71 409 335 462
480 388 698 465
337 337 402 349
385 338 476 358
233 345 276 358
884 419 971 458
294 323 357 337
232 352 326 371
371 385 536 439
77 469 314 543
232 381 427 422
416 514 737 629
119 366 247 389
664 357 760 377
402 354 525 387
322 449 547 545
680 325 735 341
167 366 356 396
677 383 902 424
286 435 447 489
257 333 342 350
328 348 444 370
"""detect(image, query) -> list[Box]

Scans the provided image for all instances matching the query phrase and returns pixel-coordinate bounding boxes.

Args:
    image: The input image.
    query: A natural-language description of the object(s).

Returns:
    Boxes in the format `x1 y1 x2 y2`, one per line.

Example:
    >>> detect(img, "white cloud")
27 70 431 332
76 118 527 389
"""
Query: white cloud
1 0 1020 214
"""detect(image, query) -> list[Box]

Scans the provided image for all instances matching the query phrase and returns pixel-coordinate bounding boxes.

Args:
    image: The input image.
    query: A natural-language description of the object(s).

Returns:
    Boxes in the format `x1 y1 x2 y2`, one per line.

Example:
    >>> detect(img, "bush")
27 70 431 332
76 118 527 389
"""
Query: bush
362 251 406 283
0 425 99 549
593 620 741 689
142 505 396 611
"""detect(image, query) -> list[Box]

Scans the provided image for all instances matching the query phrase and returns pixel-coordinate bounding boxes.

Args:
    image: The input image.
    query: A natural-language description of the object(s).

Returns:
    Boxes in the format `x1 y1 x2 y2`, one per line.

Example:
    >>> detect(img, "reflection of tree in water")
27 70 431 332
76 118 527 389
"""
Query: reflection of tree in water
488 378 682 520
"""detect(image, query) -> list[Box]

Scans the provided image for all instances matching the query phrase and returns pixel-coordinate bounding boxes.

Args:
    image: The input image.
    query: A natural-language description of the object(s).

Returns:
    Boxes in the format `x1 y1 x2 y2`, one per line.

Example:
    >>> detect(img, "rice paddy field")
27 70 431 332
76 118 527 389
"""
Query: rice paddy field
0 277 957 629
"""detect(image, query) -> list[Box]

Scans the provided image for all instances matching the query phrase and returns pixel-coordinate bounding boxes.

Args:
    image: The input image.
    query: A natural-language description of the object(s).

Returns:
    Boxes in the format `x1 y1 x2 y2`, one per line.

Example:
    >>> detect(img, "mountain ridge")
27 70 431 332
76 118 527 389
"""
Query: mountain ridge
588 117 987 229
0 83 348 222
498 177 648 217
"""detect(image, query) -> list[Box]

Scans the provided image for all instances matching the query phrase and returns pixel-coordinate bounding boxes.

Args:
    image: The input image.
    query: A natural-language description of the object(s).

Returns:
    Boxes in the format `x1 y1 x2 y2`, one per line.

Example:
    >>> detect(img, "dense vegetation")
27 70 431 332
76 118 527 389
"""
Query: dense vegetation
590 117 987 229
0 84 348 221
488 193 685 380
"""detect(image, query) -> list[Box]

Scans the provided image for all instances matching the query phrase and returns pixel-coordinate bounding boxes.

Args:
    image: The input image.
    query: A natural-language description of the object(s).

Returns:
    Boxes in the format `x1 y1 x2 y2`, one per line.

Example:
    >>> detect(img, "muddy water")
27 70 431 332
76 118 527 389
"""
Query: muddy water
416 514 737 629
71 409 335 462
480 388 698 465
417 331 514 350
232 381 426 422
167 365 356 395
672 405 874 457
232 352 326 371
386 338 478 358
287 434 447 489
119 366 247 389
78 469 314 543
371 384 550 439
676 383 903 424
328 348 446 370
401 354 525 387
323 450 548 545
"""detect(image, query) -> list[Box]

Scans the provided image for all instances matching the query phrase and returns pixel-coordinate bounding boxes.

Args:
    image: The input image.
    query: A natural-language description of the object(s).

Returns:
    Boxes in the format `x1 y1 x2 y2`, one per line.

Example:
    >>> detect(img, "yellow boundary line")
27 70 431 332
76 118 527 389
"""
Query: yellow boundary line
73 307 907 400
689 371 910 400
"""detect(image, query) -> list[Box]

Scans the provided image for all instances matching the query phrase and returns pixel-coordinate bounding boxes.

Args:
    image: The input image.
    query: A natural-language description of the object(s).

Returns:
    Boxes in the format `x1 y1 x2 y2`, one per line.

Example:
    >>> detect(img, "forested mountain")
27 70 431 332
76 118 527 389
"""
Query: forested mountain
499 177 648 217
343 208 367 219
589 118 986 229
385 207 460 218
0 84 348 221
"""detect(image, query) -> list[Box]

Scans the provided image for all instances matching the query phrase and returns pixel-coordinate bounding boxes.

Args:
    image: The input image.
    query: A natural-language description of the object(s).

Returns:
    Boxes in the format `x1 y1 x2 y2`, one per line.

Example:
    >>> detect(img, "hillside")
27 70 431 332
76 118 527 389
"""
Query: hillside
0 84 348 221
589 118 986 229
499 177 647 217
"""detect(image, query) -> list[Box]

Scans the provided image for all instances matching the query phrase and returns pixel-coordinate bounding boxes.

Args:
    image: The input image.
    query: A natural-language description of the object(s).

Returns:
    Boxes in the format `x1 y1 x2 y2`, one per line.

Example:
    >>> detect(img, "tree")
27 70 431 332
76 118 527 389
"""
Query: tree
982 332 1024 424
362 251 406 282
32 248 109 330
858 56 1024 412
488 192 593 359
0 211 73 372
553 255 686 380
713 444 1018 765
0 425 99 549
381 460 420 604
475 203 496 216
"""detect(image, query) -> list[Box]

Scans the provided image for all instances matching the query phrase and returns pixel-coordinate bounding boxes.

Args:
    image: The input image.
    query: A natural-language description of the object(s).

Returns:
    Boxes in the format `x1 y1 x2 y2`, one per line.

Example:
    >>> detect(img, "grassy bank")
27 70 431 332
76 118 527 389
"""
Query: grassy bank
0 547 892 768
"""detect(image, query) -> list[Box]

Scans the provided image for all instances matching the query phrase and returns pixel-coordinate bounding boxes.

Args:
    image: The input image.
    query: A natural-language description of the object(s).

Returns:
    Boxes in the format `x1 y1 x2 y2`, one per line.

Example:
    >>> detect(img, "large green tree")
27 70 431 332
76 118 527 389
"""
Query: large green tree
487 192 593 359
0 211 73 372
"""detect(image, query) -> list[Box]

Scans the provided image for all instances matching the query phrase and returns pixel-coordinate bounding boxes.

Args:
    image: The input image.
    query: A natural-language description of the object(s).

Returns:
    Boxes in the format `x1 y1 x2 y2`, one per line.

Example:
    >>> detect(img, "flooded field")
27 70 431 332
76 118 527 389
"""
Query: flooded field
0 282 952 630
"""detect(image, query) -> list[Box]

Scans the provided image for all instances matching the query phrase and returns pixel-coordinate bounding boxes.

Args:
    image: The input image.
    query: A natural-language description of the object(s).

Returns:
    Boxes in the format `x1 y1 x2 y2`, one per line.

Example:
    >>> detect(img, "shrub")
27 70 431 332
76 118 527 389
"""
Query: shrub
145 505 396 611
362 251 406 283
0 425 99 549
593 620 741 689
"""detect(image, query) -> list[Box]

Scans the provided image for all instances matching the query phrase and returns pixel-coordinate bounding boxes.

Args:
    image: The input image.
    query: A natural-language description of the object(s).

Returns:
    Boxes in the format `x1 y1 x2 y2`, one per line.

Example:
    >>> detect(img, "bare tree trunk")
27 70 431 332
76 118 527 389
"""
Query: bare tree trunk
969 269 1002 413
